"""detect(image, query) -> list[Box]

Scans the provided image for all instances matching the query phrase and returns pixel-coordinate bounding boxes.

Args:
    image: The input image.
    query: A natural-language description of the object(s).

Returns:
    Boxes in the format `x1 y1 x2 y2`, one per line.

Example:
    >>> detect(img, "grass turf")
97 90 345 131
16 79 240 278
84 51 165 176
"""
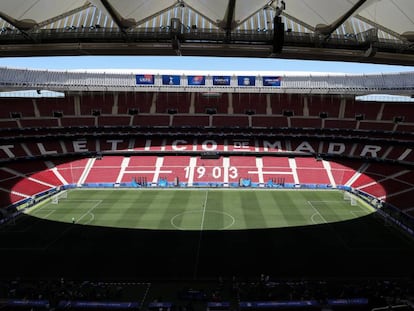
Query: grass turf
26 189 374 230
0 188 413 280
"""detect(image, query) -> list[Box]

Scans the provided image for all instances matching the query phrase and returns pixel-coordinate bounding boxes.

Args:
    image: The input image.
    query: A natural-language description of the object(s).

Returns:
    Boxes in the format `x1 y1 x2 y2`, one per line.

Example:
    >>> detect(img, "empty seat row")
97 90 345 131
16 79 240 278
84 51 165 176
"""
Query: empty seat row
1 156 412 214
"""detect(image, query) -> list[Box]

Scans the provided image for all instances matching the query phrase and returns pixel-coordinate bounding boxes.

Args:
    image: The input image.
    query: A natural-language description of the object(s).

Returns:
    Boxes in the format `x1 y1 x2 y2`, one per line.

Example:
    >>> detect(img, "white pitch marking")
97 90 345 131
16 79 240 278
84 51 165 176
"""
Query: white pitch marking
76 200 102 224
307 201 328 224
200 191 208 230
42 210 56 219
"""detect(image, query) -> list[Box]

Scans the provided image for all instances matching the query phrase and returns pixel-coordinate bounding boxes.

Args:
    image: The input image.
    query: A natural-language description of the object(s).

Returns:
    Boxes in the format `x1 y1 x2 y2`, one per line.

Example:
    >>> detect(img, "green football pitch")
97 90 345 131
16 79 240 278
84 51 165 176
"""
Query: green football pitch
2 188 413 280
26 189 374 230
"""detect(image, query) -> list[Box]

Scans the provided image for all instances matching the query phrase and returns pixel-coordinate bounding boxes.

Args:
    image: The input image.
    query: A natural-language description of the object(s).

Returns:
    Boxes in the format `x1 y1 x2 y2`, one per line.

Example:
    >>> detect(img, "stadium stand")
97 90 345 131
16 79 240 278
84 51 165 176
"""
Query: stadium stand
328 160 364 186
307 95 341 118
194 92 228 114
362 179 411 198
345 99 382 120
24 141 64 156
2 0 414 303
289 140 320 154
0 97 36 118
4 155 413 208
323 118 357 130
84 156 124 183
63 139 97 154
99 139 130 152
0 119 19 128
392 170 414 185
156 92 192 113
295 157 331 184
212 115 250 127
0 68 413 310
290 116 322 129
0 166 53 199
120 155 159 183
395 123 414 133
172 114 210 127
0 277 412 311
51 158 89 184
79 93 114 115
269 93 303 116
251 115 288 128
36 97 76 117
19 118 60 128
117 92 154 114
382 102 414 122
132 114 170 127
10 177 52 197
228 156 258 181
61 116 96 127
232 93 267 114
387 190 414 212
97 115 132 127
357 120 395 131
162 155 193 180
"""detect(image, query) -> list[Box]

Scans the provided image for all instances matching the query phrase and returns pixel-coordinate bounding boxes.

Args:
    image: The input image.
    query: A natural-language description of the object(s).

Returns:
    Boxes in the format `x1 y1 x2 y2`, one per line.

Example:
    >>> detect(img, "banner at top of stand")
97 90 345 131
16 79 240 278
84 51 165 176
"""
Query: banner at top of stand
136 74 154 85
188 75 206 85
263 76 282 86
238 76 255 86
162 75 181 85
212 76 231 86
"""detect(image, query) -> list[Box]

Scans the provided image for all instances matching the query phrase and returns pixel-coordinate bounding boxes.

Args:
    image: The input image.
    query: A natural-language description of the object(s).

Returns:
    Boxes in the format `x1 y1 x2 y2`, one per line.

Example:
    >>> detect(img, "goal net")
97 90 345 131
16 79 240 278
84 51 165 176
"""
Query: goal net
51 191 67 204
343 191 357 206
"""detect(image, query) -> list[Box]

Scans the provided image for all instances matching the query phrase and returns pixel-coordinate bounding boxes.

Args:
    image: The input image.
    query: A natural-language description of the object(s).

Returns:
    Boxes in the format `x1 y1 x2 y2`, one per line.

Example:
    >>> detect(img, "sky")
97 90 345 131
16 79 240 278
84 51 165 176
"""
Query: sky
0 56 412 74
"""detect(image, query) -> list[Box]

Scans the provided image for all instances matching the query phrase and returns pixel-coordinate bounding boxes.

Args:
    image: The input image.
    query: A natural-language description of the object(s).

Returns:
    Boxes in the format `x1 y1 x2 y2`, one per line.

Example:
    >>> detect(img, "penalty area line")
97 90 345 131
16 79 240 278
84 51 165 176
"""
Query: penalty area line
307 201 328 225
307 201 354 251
43 200 102 251
75 200 102 225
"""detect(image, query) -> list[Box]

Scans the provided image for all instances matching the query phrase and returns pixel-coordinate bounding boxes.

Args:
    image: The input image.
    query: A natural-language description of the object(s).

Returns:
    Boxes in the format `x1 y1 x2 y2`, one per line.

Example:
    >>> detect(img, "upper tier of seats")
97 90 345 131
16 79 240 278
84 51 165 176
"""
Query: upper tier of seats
0 93 412 134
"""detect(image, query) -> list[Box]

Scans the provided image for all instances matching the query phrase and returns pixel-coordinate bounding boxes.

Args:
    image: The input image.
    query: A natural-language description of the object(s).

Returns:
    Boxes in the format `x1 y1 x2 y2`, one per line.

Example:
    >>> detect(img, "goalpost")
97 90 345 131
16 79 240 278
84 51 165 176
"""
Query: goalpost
343 191 357 206
51 190 68 204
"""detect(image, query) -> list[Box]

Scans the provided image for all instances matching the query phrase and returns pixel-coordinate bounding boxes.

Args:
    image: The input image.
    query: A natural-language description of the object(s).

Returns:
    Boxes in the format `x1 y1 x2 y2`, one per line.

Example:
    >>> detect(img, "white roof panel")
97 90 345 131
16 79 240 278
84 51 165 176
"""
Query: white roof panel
358 0 414 35
1 0 86 23
185 0 229 24
1 0 412 35
0 0 413 63
284 0 357 28
109 0 174 21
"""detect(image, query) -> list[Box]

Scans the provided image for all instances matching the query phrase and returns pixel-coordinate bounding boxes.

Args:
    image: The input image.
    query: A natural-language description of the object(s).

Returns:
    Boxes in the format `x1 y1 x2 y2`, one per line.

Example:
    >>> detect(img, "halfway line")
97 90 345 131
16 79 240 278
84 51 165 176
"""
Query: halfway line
194 190 209 279
200 190 208 230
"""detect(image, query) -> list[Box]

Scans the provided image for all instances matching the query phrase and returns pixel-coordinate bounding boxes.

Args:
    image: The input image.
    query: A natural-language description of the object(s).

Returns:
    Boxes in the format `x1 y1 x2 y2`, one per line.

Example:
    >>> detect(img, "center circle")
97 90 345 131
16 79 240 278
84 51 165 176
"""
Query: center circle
170 210 235 231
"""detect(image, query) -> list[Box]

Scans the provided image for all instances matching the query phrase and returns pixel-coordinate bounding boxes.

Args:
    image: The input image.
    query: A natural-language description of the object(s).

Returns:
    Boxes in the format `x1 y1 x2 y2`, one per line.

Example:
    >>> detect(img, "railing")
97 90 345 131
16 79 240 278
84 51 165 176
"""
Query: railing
0 67 413 95
354 188 414 237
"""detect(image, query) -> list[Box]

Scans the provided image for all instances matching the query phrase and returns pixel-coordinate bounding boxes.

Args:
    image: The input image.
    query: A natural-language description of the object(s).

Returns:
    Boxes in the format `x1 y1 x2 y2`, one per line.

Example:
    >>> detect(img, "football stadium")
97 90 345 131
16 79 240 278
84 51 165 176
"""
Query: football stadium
1 1 414 310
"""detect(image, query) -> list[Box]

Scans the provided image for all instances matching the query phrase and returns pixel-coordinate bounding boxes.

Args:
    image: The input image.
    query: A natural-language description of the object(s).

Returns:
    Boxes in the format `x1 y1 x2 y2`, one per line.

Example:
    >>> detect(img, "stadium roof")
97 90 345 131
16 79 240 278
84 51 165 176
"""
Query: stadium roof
0 0 414 65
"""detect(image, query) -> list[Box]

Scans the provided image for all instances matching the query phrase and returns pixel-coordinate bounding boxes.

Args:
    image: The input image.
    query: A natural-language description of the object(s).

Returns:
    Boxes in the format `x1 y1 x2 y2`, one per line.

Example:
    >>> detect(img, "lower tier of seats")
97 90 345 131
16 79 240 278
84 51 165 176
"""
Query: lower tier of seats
0 156 413 215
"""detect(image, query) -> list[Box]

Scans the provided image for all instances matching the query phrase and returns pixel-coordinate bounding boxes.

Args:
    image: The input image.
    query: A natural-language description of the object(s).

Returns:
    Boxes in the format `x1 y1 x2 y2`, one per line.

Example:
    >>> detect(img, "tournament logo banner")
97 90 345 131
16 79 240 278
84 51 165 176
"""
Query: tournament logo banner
237 76 255 86
263 76 282 86
135 74 154 85
162 75 181 85
187 75 206 85
212 76 231 86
